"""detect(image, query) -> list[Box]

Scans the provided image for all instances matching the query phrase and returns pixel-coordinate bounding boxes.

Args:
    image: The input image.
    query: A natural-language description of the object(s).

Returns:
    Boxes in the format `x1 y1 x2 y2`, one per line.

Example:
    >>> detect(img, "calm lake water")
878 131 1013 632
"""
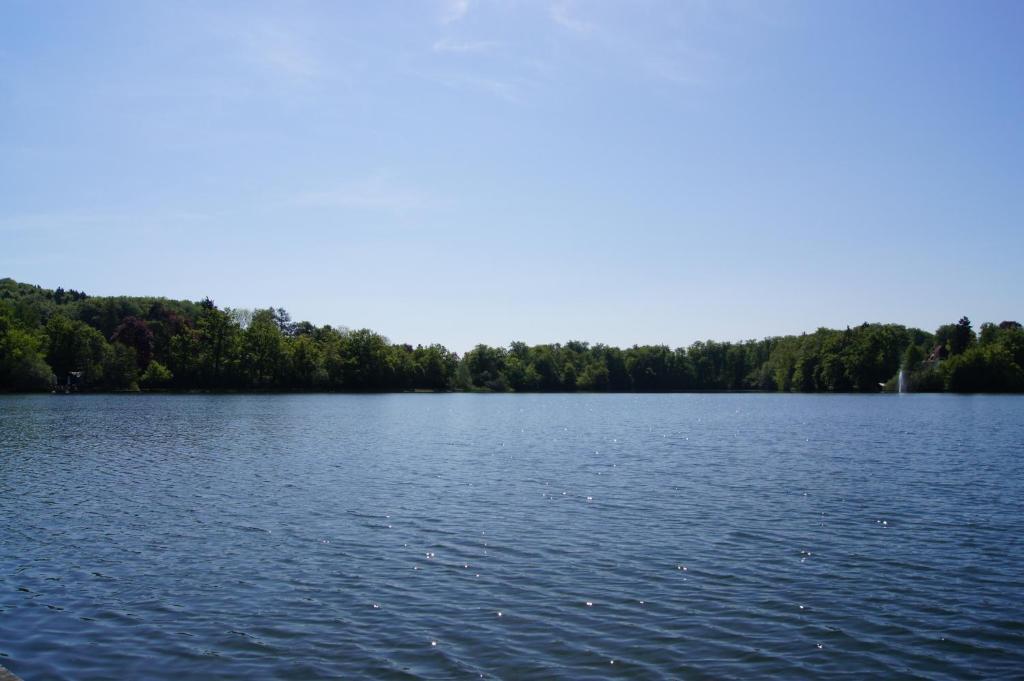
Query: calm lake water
1 394 1023 679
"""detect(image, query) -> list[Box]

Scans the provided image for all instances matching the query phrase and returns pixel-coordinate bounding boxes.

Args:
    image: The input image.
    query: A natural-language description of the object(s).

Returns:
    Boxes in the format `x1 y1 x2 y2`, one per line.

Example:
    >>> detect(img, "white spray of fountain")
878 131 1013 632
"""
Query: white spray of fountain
897 369 906 393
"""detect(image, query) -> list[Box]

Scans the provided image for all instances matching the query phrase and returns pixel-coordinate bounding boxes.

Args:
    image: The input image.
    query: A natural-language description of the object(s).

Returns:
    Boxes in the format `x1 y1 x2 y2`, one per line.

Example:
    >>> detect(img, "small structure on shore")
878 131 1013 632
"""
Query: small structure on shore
925 344 946 363
53 370 83 394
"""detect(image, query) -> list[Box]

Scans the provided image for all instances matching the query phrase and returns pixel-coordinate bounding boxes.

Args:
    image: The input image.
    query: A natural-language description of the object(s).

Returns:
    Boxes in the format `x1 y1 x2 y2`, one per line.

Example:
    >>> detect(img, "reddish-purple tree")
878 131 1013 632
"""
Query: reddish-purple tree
110 316 155 369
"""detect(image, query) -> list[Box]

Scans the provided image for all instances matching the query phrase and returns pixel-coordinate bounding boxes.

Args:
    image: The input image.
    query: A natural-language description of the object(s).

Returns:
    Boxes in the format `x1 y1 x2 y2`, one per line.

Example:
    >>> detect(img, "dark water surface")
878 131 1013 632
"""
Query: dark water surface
2 394 1023 679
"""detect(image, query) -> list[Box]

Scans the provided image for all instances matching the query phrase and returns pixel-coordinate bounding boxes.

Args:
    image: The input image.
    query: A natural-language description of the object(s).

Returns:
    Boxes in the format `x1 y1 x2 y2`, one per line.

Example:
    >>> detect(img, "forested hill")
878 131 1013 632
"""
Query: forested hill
1 278 1022 393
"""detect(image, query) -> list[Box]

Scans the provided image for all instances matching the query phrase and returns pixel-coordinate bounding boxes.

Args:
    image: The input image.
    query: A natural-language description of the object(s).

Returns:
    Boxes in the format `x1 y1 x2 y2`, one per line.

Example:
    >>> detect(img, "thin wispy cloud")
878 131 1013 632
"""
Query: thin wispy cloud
549 1 595 34
432 38 499 54
0 211 137 233
294 174 440 215
254 28 321 80
440 0 472 24
432 73 524 103
542 2 724 87
233 24 322 82
641 43 719 86
193 8 324 84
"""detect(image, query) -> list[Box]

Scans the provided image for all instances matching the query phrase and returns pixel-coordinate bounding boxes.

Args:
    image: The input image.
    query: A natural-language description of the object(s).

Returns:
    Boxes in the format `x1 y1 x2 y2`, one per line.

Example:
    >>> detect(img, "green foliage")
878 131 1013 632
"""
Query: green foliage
944 345 1024 392
288 335 327 389
577 361 609 391
951 317 975 355
464 344 508 391
140 360 173 388
902 343 925 370
242 309 286 387
935 316 975 357
104 343 140 390
906 364 945 392
167 329 201 388
762 324 927 392
197 307 240 388
44 315 111 387
1 279 1022 393
942 322 1024 392
413 344 458 391
330 329 395 390
0 302 53 391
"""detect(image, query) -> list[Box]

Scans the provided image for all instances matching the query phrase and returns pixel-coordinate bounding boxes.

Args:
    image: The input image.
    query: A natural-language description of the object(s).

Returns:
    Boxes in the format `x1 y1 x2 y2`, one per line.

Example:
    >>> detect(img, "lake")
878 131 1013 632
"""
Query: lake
1 394 1022 679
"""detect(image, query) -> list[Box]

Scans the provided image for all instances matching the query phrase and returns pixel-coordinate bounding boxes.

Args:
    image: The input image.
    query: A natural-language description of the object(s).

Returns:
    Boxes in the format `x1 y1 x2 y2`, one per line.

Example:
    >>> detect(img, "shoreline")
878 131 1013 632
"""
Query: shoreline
0 665 22 681
1 388 1013 396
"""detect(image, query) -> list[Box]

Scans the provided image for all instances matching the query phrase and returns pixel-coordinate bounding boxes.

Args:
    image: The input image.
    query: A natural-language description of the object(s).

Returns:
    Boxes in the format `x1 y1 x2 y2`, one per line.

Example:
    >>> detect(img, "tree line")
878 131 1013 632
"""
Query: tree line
1 278 1022 393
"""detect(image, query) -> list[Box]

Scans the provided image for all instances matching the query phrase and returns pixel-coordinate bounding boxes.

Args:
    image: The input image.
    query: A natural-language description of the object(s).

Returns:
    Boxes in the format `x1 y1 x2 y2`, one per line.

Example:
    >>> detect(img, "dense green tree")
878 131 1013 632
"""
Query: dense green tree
902 343 926 370
529 346 562 391
273 308 297 336
0 304 53 391
389 344 420 391
503 356 541 391
414 344 458 391
464 344 508 391
77 298 143 339
104 344 139 390
626 344 677 391
329 329 395 390
951 317 975 356
562 362 578 391
577 361 610 391
288 334 327 389
167 329 201 388
197 307 240 387
944 345 1024 392
2 278 1022 394
242 309 286 387
44 316 111 387
936 317 975 357
140 360 173 389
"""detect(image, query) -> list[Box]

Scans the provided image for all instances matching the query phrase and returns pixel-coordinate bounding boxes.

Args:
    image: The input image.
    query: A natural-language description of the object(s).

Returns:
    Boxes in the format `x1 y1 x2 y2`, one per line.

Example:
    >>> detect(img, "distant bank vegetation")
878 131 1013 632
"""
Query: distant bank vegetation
1 278 1022 393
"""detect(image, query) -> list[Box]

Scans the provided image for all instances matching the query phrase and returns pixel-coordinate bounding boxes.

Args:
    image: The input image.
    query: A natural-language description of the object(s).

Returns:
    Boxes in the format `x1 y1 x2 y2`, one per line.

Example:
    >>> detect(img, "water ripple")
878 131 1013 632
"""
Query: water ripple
1 393 1023 679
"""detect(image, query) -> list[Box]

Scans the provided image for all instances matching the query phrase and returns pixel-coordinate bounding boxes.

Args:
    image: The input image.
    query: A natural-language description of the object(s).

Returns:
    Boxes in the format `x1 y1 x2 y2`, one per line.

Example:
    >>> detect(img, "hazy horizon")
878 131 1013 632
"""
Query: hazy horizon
3 1 1022 351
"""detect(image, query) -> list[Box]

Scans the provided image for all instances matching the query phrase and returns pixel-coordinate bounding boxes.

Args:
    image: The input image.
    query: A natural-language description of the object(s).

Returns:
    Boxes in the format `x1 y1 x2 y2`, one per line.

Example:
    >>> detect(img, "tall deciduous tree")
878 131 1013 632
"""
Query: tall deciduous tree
111 316 154 369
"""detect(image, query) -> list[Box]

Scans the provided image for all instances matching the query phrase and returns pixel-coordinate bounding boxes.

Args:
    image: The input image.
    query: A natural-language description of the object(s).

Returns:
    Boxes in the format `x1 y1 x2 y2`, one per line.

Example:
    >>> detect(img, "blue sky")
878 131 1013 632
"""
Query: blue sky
2 0 1022 351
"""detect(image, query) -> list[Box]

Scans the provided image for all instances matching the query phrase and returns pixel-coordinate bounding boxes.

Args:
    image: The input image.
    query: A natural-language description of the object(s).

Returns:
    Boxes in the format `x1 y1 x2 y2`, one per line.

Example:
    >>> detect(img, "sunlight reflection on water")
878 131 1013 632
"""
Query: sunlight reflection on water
1 393 1023 679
